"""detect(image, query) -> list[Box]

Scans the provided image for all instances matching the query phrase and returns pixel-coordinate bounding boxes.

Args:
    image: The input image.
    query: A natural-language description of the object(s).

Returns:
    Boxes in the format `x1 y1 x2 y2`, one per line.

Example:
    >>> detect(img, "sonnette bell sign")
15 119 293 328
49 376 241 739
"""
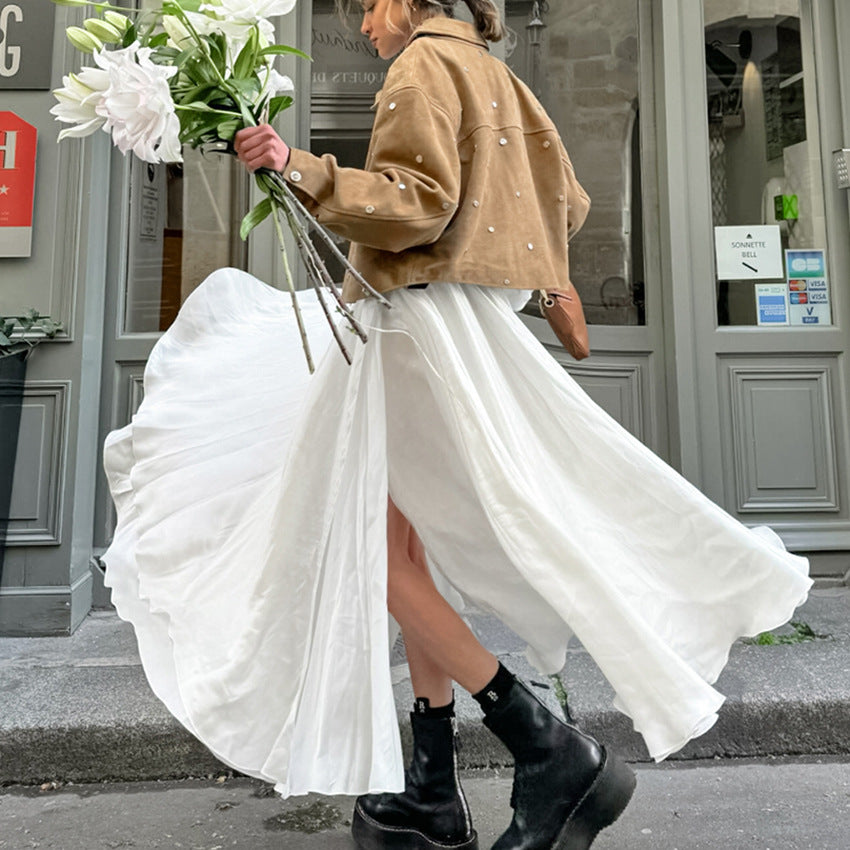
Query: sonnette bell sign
0 1 56 89
0 111 37 257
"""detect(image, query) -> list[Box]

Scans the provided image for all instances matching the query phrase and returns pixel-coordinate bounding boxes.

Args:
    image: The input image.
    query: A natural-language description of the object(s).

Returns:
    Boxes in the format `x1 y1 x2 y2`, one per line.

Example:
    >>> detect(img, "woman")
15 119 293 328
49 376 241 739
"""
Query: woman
103 2 812 850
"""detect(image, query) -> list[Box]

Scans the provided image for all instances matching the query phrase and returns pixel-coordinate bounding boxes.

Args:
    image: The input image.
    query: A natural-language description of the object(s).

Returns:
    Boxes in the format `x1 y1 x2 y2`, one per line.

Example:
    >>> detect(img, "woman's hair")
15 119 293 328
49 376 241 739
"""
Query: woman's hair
337 1 505 43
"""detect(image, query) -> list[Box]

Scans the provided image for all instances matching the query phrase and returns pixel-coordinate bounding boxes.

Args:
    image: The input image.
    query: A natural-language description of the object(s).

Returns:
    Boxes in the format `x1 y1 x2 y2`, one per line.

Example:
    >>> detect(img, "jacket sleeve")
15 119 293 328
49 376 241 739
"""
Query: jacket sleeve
558 138 591 239
281 84 462 253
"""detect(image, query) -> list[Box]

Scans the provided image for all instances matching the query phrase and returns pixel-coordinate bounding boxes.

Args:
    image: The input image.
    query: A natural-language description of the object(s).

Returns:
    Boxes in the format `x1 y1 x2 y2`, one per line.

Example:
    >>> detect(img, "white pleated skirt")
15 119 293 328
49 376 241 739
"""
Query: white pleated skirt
102 268 811 798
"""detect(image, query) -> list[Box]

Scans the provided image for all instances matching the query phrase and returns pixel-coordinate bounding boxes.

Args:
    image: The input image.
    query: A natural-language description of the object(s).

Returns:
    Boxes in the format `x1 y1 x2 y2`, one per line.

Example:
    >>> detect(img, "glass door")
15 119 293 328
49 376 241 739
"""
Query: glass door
93 147 249 548
510 1 670 457
678 0 850 557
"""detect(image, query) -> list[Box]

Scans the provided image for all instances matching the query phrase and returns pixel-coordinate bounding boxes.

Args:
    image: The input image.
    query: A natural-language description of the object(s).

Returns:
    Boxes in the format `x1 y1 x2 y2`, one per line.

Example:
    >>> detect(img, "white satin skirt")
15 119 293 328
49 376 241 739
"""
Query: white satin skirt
102 268 811 798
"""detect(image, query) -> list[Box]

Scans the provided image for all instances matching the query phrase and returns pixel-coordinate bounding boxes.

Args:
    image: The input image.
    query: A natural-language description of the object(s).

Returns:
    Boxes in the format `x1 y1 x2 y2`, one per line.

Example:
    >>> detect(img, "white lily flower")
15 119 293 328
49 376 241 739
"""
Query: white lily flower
50 66 111 140
267 68 294 94
94 44 183 164
253 65 295 108
201 0 297 24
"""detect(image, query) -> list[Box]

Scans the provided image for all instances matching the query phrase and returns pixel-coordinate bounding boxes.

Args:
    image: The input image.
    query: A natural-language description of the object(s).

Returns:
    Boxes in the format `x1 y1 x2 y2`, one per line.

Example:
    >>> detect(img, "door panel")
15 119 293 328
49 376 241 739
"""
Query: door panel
669 0 850 550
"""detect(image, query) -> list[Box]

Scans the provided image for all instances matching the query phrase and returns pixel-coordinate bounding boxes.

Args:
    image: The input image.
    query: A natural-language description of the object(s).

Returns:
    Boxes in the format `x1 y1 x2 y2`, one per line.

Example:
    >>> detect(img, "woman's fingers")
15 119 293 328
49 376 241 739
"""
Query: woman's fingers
234 125 291 172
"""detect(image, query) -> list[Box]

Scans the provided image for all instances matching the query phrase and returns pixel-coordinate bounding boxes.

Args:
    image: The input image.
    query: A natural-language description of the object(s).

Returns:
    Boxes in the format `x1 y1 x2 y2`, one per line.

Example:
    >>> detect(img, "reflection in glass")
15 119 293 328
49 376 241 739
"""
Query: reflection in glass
124 148 248 333
505 1 645 326
705 1 831 327
307 1 644 325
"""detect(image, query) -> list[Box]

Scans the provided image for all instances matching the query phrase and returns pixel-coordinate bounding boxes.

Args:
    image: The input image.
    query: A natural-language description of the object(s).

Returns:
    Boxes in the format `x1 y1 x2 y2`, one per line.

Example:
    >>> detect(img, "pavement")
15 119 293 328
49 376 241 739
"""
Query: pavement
1 586 849 786
3 758 850 849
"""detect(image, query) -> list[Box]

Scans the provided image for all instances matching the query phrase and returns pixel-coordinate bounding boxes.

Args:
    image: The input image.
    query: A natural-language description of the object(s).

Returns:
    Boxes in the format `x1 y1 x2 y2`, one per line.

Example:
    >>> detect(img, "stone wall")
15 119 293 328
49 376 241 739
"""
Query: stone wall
534 1 641 325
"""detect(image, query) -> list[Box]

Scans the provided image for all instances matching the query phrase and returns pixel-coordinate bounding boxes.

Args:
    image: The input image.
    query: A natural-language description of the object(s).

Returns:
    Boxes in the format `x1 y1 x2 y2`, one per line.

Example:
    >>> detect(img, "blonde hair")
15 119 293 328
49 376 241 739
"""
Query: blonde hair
339 0 505 43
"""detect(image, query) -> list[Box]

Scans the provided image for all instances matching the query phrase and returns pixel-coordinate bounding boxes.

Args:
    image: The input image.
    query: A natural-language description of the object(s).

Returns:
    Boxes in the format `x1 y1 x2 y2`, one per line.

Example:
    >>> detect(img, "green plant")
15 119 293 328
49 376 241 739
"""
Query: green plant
0 311 63 355
744 620 829 646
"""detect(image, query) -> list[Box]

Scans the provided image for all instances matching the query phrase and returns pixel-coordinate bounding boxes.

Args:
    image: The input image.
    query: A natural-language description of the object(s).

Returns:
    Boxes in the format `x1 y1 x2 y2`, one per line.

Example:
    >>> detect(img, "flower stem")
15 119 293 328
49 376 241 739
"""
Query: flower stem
173 103 242 117
269 196 314 374
170 5 247 112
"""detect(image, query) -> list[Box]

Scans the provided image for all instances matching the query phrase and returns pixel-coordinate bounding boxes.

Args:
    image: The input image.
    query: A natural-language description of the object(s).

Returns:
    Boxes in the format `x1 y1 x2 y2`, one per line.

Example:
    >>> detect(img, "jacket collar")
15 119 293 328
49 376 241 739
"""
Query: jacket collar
406 16 489 51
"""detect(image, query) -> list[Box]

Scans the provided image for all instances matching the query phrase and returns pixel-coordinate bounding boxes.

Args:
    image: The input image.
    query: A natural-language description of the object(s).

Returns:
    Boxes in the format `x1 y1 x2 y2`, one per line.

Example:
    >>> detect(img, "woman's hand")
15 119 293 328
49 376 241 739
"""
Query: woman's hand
234 125 291 173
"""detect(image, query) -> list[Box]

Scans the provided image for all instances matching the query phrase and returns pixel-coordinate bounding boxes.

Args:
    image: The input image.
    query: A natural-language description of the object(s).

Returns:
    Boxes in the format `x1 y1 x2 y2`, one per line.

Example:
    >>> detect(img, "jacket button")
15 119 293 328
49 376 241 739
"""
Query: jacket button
558 195 565 202
442 202 451 210
472 200 480 207
499 138 508 146
543 140 551 149
388 102 397 110
290 170 302 182
415 155 423 163
399 183 406 190
527 243 534 250
365 205 375 214
515 191 521 198
488 226 495 232
492 101 498 108
504 278 510 285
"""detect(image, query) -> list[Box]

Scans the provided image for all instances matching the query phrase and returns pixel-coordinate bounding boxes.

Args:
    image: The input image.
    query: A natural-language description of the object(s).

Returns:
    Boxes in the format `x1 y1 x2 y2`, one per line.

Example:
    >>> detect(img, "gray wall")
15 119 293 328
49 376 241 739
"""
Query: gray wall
0 7 110 635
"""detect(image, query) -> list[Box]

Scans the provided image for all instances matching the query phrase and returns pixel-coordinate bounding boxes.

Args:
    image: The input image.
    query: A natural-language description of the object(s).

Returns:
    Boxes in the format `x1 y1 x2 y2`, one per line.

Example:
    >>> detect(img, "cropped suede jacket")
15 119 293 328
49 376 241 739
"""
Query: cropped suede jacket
282 16 590 303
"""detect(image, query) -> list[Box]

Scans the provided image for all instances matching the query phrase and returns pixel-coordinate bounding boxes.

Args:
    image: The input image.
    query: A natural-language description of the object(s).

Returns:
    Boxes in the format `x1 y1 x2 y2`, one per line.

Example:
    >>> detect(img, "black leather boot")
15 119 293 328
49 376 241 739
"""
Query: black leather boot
352 710 479 850
483 676 635 850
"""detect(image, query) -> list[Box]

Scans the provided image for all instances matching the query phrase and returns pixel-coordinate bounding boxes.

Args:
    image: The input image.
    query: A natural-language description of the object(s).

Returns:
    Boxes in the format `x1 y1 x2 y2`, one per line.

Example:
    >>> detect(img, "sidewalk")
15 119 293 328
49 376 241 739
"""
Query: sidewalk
1 587 848 785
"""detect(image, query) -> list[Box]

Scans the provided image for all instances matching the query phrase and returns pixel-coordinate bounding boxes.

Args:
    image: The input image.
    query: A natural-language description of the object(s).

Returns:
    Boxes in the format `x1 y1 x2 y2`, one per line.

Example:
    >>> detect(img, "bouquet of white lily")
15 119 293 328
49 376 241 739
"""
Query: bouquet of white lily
50 0 388 372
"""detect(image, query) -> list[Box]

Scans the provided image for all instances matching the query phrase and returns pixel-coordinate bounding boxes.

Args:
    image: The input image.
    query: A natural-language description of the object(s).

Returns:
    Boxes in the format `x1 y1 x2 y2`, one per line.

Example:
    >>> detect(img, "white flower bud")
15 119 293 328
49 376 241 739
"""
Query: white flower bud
84 18 124 44
66 25 103 54
162 15 194 49
103 11 131 34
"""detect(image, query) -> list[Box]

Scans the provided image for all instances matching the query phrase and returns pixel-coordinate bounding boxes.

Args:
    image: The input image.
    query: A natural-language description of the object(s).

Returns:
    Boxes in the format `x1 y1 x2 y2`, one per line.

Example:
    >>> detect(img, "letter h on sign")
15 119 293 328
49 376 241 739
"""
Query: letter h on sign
0 129 16 168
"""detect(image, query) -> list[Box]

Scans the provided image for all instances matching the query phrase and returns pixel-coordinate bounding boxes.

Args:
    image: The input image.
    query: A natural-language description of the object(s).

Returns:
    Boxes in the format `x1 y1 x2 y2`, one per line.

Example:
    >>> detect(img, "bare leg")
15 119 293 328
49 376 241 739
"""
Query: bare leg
387 497 498 698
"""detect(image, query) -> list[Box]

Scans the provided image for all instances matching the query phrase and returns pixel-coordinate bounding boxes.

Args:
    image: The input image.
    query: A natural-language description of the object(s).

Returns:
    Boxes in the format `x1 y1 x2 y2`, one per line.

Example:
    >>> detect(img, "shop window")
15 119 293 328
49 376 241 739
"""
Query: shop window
123 149 248 334
506 1 646 326
704 2 832 328
309 1 646 326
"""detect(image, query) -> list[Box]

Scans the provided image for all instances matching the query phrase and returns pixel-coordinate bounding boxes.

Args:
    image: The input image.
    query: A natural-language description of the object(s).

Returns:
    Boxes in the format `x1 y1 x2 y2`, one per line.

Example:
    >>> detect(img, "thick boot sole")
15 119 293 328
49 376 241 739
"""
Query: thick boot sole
352 804 480 850
553 749 636 850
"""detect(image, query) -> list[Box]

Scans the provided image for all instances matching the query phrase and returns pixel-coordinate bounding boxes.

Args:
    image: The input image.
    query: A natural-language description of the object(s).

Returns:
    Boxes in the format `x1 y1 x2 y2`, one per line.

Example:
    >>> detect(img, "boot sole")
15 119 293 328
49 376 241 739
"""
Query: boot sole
553 749 636 850
351 803 480 850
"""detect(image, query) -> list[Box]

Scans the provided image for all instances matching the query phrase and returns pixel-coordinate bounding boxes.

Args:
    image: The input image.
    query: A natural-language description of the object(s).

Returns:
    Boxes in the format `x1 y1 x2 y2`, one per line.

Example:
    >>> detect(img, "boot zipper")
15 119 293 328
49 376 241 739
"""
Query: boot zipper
452 717 472 836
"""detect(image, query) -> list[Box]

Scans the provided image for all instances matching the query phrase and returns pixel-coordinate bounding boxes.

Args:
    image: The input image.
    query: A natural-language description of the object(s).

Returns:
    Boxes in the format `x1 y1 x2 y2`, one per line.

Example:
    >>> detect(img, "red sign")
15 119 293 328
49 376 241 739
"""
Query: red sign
0 111 37 257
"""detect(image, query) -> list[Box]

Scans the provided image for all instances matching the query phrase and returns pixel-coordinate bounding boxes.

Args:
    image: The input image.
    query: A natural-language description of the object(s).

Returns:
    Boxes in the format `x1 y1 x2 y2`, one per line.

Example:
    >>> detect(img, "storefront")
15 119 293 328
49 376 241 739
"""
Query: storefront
1 0 848 635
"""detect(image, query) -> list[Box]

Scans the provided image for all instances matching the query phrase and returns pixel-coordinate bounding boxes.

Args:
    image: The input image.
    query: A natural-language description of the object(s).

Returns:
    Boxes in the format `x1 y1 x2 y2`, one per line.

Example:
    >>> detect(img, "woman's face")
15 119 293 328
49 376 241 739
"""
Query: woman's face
361 0 417 60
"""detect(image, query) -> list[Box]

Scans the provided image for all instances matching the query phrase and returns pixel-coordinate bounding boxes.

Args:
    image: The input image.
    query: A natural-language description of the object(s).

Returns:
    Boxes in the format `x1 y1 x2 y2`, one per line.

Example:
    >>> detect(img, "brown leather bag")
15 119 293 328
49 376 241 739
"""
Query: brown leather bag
538 285 590 360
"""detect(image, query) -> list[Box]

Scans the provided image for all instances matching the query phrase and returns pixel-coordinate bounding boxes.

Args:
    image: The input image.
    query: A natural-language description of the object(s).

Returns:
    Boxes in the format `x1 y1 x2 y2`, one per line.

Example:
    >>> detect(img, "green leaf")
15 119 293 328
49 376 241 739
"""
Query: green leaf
148 32 169 48
229 77 261 98
150 46 182 62
177 83 218 105
233 27 259 80
240 198 273 240
216 119 241 141
259 45 312 62
207 32 228 76
121 22 136 48
267 95 293 123
181 113 230 144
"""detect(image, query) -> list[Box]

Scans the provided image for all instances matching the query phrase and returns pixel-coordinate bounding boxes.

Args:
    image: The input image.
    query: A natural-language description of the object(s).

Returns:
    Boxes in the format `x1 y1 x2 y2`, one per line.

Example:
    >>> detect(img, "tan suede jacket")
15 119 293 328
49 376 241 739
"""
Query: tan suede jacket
283 17 590 303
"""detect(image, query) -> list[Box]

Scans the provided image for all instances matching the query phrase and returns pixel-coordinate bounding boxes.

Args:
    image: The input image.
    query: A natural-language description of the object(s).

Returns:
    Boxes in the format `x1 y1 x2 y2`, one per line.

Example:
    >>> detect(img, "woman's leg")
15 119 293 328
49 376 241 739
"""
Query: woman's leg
351 499 485 850
386 497 498 697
